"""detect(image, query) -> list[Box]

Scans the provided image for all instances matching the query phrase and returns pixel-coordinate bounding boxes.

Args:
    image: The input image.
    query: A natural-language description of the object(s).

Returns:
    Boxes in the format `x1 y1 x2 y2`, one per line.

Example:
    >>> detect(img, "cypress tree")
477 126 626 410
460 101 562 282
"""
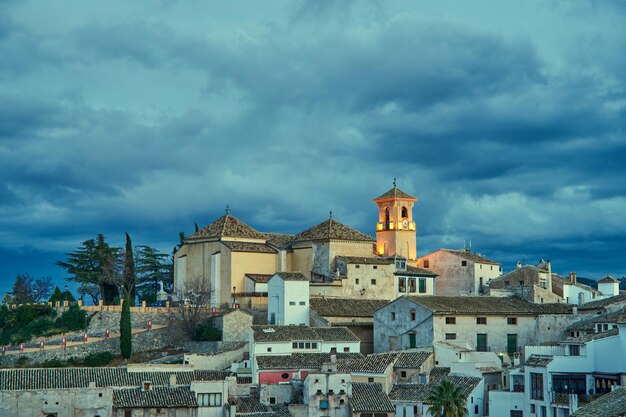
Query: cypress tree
123 233 136 302
120 287 132 359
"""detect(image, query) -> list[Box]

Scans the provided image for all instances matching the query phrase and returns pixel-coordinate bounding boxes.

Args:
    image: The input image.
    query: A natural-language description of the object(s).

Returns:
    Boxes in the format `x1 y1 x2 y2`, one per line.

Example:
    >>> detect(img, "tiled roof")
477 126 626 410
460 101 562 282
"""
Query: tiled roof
351 383 395 412
188 214 267 240
256 353 363 370
245 274 274 283
113 386 198 409
252 325 360 343
397 266 438 277
568 308 626 332
338 353 399 374
274 272 309 281
428 367 451 385
0 368 228 390
234 398 292 417
404 295 570 315
293 219 374 243
222 241 277 254
442 249 500 265
309 298 389 318
394 351 433 369
264 233 294 250
374 187 416 201
579 294 626 311
598 275 620 284
336 256 394 265
388 376 481 403
524 355 553 367
571 387 626 417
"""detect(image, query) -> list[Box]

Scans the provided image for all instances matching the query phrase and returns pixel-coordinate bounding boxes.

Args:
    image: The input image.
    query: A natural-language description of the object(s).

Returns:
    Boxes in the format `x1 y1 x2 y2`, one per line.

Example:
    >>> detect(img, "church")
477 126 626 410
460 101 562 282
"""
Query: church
173 184 437 308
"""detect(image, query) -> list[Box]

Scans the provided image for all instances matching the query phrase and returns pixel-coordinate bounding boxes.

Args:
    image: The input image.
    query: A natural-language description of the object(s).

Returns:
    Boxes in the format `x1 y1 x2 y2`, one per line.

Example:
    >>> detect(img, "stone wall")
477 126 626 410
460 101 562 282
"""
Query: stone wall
87 310 175 335
0 326 186 368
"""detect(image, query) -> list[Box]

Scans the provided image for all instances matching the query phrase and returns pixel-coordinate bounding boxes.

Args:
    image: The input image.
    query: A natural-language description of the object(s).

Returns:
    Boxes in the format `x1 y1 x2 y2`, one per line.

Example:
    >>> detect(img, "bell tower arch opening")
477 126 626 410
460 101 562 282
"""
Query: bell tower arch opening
373 181 417 260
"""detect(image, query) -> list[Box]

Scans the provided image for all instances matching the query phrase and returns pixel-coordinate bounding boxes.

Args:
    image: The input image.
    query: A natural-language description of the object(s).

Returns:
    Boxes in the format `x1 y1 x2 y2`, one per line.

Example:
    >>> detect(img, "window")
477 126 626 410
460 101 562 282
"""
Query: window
299 301 306 305
569 344 580 356
504 280 510 287
462 260 467 266
410 310 416 320
445 333 456 340
475 405 479 414
343 347 350 352
408 278 416 293
319 399 329 409
281 373 289 379
530 404 536 413
371 279 377 285
510 411 523 417
293 341 318 350
269 397 277 404
491 265 493 270
507 317 517 325
445 317 456 324
124 411 131 417
396 259 406 270
519 281 524 286
476 334 488 352
355 265 360 269
409 332 416 348
401 206 408 218
530 373 544 400
398 277 406 292
400 371 407 378
267 347 272 352
198 393 222 407
423 260 429 268
391 312 396 320
368 377 374 383
373 266 378 269
552 374 586 394
476 317 487 325
418 278 426 293
356 279 360 284
289 301 296 306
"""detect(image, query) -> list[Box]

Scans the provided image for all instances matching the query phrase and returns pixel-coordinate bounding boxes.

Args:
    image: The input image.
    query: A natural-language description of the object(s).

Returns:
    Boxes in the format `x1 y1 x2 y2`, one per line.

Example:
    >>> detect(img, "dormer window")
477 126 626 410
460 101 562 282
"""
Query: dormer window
396 259 406 270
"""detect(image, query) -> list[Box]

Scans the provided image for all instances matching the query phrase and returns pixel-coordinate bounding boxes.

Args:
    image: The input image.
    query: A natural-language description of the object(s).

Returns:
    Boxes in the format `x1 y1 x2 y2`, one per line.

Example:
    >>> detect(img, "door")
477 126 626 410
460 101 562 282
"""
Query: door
477 333 488 351
409 333 416 348
507 334 518 356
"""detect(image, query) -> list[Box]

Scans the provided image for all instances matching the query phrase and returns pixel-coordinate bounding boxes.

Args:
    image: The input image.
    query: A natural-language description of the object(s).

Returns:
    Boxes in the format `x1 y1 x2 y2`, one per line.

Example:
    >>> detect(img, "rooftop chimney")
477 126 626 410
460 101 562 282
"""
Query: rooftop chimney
569 272 577 285
330 354 337 363
170 374 177 387
516 261 522 269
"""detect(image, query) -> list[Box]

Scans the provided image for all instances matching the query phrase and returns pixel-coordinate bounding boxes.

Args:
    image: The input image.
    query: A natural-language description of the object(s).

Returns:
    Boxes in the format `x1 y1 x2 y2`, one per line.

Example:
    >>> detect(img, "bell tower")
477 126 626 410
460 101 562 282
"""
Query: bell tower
373 180 417 259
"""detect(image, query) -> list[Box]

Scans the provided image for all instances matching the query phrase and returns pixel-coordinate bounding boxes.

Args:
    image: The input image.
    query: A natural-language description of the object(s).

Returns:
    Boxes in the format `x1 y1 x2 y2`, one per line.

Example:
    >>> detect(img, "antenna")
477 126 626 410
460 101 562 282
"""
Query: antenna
393 177 397 187
329 210 333 219
225 204 231 214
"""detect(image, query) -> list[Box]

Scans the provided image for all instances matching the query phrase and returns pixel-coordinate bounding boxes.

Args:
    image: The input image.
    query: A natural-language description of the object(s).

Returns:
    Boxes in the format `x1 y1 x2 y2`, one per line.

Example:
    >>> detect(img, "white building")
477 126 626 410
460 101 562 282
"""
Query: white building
267 272 310 325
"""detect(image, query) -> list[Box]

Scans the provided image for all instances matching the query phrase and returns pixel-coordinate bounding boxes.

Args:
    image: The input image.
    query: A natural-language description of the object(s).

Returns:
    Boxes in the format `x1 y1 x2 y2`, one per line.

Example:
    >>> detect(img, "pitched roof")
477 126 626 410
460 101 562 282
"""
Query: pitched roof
564 327 619 343
233 398 292 417
579 294 626 311
568 308 626 332
309 298 389 318
245 274 274 283
222 241 277 254
442 249 500 265
524 355 553 367
113 386 198 409
336 256 394 265
273 272 309 281
351 383 395 412
403 295 571 315
397 266 438 277
264 233 295 250
0 368 228 390
394 351 433 369
188 214 266 240
256 353 363 370
338 353 399 374
571 387 626 417
374 187 416 201
293 219 374 243
598 275 620 284
252 325 360 343
388 376 482 404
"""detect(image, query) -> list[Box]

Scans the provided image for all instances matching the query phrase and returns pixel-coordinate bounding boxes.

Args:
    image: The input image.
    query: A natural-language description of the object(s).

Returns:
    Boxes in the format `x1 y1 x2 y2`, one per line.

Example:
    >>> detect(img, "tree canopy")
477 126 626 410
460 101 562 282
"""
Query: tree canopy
427 380 469 417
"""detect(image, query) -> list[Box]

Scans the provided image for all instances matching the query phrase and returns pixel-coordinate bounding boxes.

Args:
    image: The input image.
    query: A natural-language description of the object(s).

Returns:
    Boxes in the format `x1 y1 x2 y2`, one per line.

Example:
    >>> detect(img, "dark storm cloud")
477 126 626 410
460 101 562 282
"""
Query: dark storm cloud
0 0 625 289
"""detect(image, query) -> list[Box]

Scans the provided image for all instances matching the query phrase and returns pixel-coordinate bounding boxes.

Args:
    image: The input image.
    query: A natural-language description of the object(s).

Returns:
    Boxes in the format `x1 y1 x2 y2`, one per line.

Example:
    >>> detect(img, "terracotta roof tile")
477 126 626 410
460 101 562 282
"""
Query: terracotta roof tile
524 355 553 367
256 353 363 370
373 187 416 201
598 275 620 284
579 294 626 311
274 272 309 281
351 383 395 412
442 249 500 265
388 376 481 403
404 295 570 315
188 214 266 240
252 325 360 343
571 387 626 417
398 266 438 277
309 298 389 318
293 219 374 243
336 256 394 265
245 274 274 283
337 353 399 373
113 386 198 409
222 241 277 254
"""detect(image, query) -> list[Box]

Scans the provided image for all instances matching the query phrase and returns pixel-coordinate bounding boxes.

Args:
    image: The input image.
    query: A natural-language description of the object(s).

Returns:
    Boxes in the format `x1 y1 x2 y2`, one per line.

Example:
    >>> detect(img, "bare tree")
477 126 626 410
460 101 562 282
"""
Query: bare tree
175 275 213 338
78 283 101 305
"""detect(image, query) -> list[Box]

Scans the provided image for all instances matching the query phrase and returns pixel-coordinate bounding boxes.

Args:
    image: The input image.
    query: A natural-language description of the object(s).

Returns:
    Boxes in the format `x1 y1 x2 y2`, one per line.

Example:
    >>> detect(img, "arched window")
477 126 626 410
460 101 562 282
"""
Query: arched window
401 206 408 219
384 207 390 229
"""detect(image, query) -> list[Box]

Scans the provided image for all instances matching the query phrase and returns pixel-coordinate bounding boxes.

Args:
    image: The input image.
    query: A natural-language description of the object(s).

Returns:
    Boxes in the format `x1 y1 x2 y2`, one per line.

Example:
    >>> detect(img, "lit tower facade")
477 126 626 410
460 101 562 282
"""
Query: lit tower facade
373 181 417 259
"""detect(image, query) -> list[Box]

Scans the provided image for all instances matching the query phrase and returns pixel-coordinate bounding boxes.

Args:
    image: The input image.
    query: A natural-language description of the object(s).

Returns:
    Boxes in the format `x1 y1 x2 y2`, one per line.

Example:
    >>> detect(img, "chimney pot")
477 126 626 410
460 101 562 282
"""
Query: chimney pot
570 272 577 285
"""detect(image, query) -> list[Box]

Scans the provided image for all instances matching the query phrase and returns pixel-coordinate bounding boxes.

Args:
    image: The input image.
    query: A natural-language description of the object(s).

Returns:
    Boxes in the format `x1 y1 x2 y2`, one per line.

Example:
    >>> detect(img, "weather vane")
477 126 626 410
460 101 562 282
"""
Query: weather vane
393 177 397 187
329 210 333 219
225 204 231 214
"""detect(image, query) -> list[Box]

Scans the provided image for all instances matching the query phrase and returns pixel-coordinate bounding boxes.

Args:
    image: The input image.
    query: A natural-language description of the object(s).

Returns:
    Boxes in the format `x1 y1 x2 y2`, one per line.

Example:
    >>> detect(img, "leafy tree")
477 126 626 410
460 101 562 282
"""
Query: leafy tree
120 287 132 359
77 283 101 305
57 234 121 305
135 245 172 303
55 304 88 331
48 286 76 304
427 380 469 417
10 274 32 304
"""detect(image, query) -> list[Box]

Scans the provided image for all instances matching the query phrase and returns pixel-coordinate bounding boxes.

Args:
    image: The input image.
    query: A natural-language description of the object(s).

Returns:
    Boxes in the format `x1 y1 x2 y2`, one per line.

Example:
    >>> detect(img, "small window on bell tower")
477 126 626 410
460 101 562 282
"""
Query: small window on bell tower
384 207 390 229
401 206 408 218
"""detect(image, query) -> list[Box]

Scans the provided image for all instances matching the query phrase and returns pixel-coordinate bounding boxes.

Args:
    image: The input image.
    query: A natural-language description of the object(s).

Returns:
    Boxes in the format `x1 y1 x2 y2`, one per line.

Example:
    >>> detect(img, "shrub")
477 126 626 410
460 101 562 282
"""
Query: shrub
41 358 67 368
193 323 222 341
14 304 54 326
15 356 29 367
55 304 87 331
83 351 114 367
25 317 55 336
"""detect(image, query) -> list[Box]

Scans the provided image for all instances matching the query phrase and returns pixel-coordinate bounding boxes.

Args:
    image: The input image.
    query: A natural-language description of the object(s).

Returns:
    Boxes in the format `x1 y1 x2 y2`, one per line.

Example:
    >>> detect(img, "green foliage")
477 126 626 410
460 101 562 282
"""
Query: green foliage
48 286 76 303
15 356 29 367
427 379 469 417
120 288 132 359
55 304 88 331
0 304 57 344
83 351 114 367
123 233 136 302
41 358 67 368
192 323 222 341
135 245 173 303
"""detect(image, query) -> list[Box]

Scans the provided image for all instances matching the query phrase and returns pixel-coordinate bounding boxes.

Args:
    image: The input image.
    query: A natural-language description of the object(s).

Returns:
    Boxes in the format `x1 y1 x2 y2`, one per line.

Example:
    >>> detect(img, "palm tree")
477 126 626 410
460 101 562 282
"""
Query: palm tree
427 380 469 417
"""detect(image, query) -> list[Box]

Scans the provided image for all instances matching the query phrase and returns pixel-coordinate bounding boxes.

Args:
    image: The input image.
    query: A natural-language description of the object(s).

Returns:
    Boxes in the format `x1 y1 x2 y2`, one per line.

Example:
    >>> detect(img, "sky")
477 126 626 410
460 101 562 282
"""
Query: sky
1 0 625 296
